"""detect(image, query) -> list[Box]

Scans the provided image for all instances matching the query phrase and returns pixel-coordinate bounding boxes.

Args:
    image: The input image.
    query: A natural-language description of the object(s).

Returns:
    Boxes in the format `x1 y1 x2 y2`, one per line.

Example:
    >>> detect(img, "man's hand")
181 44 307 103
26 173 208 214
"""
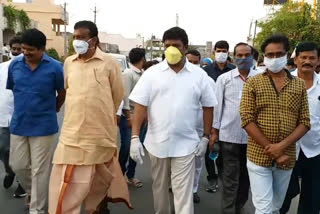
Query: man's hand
276 154 290 167
264 143 284 159
130 138 144 164
195 137 209 157
126 118 132 129
116 116 121 126
209 128 219 152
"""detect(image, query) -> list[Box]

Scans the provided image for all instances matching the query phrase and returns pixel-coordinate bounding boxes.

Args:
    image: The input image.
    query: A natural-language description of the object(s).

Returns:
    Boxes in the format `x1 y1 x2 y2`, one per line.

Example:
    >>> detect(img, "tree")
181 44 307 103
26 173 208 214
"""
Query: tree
68 38 75 56
45 48 60 61
254 2 320 54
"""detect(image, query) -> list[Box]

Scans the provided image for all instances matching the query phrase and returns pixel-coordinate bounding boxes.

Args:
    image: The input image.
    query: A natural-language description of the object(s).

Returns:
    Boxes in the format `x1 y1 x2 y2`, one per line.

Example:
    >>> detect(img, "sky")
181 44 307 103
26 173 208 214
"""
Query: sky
14 0 271 48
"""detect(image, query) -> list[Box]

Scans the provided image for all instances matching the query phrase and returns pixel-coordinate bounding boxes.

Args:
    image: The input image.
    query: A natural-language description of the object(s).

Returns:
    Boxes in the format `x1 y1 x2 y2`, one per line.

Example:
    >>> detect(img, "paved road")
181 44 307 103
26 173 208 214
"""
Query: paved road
0 109 299 214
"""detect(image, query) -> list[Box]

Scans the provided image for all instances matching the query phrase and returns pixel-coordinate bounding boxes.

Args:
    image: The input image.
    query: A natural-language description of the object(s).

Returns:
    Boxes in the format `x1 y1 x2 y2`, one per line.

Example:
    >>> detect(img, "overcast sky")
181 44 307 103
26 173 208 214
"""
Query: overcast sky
15 0 271 48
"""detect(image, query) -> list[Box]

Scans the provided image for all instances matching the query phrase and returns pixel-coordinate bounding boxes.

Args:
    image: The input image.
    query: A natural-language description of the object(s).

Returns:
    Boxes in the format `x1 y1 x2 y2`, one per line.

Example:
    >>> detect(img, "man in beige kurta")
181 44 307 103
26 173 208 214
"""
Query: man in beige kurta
48 20 132 214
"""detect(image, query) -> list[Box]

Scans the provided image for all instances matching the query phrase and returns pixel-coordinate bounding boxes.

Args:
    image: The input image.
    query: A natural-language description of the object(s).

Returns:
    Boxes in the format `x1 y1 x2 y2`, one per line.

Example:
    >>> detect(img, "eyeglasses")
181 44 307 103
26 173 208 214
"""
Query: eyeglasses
264 52 287 59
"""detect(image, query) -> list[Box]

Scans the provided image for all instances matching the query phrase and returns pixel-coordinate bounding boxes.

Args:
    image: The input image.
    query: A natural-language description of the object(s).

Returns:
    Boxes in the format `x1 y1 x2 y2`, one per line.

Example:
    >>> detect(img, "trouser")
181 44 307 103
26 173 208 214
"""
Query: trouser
247 159 292 214
118 115 147 179
204 144 218 181
221 142 250 214
280 150 320 214
193 156 203 193
10 134 54 214
49 156 132 214
0 127 14 176
149 153 195 214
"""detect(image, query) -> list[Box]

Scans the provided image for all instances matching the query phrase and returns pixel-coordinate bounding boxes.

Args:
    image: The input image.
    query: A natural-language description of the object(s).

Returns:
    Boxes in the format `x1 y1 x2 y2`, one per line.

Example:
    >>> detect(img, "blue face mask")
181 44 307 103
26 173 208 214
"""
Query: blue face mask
235 56 253 71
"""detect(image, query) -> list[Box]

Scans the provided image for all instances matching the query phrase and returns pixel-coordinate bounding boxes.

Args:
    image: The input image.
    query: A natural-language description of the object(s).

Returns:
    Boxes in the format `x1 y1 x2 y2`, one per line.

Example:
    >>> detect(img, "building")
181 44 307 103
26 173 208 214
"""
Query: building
1 0 68 57
99 32 144 56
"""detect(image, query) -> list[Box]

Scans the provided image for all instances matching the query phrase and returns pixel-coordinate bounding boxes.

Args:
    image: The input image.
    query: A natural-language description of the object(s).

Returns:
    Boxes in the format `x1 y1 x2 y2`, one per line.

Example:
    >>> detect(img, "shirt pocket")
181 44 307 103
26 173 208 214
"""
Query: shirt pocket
255 91 271 109
286 91 301 113
88 65 108 88
310 93 320 117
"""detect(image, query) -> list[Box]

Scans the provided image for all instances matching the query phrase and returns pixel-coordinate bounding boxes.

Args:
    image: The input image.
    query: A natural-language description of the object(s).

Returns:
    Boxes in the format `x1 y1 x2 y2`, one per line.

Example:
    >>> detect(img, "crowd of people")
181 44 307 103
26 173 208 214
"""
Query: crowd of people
0 20 319 214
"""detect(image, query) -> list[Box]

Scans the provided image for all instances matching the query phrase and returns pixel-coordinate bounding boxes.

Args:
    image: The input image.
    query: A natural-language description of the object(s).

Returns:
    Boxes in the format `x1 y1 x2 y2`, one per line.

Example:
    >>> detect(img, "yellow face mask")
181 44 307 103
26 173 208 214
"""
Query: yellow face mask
164 46 183 65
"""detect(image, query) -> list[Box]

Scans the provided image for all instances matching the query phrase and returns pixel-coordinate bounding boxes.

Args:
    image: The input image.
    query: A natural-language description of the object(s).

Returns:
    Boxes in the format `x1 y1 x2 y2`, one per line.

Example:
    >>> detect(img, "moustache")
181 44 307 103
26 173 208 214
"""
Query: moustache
302 64 313 68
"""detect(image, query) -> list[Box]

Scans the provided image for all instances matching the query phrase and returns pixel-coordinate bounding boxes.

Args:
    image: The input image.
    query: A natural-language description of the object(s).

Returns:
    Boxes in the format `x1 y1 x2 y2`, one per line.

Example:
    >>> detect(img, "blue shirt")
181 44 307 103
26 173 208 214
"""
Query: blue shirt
204 61 235 81
6 53 64 136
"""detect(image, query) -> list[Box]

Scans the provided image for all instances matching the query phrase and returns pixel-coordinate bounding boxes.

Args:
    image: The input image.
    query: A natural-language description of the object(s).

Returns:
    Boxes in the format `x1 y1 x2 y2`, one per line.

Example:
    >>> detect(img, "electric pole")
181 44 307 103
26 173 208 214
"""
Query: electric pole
93 5 97 24
63 2 67 58
252 20 258 48
176 13 179 27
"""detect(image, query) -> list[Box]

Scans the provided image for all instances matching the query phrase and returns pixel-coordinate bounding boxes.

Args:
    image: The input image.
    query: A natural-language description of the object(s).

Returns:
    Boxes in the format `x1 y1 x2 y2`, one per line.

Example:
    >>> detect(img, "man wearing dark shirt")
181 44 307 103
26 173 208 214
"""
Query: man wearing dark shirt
203 40 235 192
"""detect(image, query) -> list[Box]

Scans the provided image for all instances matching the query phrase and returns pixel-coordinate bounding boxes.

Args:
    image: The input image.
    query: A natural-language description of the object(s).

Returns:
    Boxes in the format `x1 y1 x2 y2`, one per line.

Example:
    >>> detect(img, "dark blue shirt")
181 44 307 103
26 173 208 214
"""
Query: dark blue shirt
6 53 64 136
203 61 235 81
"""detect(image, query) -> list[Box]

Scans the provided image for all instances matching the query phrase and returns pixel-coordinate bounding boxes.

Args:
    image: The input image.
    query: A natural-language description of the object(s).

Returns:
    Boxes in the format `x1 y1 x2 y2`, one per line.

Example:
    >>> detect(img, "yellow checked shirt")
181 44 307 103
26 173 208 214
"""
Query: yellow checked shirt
240 71 310 170
53 48 124 165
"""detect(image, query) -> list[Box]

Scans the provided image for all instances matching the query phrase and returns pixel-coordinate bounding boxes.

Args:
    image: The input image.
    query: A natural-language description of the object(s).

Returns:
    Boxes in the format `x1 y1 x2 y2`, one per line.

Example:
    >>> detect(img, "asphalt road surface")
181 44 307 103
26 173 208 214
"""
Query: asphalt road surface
0 108 299 214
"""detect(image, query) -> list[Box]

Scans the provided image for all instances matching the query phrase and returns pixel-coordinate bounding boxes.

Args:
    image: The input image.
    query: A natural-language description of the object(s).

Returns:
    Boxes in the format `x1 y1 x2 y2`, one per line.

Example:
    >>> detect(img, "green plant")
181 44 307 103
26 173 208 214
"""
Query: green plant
68 38 75 56
3 5 30 32
45 48 61 61
254 2 320 55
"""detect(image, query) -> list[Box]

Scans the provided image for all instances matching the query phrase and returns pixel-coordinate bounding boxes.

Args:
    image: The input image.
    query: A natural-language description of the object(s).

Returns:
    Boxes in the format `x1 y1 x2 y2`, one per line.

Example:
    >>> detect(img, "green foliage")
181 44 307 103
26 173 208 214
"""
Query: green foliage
3 5 30 32
254 2 320 54
68 38 75 56
45 48 60 61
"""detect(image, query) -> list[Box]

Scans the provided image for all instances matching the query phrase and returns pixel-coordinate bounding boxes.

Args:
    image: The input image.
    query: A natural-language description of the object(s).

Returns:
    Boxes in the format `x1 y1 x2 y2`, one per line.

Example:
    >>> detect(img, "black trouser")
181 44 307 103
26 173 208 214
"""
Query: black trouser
0 127 14 176
205 144 218 181
280 150 320 214
221 142 249 214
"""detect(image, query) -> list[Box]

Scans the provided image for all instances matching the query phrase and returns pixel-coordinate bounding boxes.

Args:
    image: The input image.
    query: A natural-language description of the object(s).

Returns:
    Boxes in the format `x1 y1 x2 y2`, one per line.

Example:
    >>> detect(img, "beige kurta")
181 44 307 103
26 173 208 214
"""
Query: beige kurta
53 48 124 165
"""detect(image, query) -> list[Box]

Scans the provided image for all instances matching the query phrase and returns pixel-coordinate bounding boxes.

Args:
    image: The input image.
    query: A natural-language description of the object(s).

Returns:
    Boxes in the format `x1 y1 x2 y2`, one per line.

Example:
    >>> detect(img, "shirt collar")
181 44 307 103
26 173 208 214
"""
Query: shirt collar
159 58 192 72
262 69 293 80
213 61 234 70
292 69 320 85
71 48 104 62
232 67 256 78
129 64 143 74
19 52 51 63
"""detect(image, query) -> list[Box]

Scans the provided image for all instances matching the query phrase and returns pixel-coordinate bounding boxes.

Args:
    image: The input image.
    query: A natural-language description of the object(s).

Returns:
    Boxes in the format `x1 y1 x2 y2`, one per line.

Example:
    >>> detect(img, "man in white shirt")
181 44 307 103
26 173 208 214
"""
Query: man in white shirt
280 41 320 214
186 49 217 204
119 48 146 188
129 27 217 214
210 43 260 214
0 36 26 197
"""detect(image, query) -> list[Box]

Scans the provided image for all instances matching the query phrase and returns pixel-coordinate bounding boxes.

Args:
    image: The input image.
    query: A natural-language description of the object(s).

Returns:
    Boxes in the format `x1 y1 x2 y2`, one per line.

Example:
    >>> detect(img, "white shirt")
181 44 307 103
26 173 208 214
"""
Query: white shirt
0 60 13 127
292 70 320 158
196 77 217 137
213 68 260 144
116 100 124 116
129 60 217 158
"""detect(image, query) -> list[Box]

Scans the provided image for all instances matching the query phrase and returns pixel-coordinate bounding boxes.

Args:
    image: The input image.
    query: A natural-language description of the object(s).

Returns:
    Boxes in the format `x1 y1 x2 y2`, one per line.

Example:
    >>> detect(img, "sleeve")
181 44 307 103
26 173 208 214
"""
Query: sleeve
55 62 64 91
298 83 310 129
213 76 224 129
129 70 152 107
63 59 69 89
6 62 14 90
240 80 256 128
109 60 124 112
116 100 124 116
200 74 218 107
122 70 133 110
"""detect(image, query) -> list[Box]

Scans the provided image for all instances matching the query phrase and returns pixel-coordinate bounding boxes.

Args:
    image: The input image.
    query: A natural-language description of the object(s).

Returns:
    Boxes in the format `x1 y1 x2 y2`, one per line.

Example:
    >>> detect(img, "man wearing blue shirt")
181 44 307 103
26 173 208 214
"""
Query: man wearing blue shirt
6 29 65 214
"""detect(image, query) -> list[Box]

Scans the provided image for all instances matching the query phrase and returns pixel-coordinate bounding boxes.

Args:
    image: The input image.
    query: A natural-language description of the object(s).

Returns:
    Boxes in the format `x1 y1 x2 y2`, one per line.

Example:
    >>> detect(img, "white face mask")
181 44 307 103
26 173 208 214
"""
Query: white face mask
73 39 92 55
215 52 228 63
9 52 21 59
264 55 287 73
